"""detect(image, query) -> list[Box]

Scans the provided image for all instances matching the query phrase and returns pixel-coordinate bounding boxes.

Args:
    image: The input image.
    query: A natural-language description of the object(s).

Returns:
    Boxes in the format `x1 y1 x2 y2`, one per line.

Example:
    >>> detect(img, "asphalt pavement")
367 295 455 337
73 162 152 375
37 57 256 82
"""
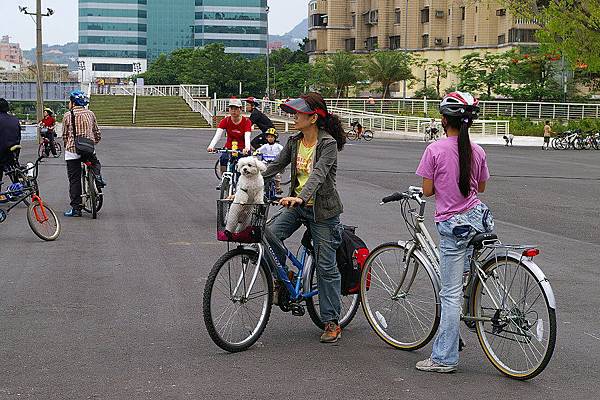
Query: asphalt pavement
1 128 598 399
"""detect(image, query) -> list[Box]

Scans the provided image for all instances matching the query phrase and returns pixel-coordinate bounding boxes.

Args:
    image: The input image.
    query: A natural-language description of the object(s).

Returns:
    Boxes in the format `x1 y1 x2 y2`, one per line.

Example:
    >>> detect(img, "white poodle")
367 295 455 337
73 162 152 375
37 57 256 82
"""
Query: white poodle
225 156 266 234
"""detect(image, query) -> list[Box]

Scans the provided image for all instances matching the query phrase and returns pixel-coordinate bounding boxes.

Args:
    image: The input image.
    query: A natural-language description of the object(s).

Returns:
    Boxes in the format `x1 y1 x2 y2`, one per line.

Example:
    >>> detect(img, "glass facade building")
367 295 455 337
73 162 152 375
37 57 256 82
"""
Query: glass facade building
78 0 268 82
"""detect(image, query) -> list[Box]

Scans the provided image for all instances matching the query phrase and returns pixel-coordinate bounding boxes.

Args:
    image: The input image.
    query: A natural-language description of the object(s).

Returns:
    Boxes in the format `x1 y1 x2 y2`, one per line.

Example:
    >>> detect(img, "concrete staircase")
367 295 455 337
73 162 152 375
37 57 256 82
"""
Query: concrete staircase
90 95 210 128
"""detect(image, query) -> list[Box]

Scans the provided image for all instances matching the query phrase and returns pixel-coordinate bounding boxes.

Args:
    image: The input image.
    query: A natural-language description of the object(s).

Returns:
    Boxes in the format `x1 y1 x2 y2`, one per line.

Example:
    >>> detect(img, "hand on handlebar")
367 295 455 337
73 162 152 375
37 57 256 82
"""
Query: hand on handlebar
207 147 215 153
279 197 304 208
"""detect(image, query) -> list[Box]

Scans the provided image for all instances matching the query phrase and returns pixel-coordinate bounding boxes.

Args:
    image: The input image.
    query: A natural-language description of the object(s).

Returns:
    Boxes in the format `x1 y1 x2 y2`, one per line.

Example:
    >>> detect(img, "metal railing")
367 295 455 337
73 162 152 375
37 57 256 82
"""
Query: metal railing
91 84 209 98
181 85 213 127
325 98 600 120
215 99 508 136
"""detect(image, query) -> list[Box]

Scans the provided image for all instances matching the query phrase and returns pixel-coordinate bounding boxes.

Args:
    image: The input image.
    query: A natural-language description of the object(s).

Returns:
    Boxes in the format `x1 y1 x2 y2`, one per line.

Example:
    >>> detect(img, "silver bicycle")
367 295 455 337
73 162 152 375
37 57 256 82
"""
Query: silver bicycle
360 186 556 379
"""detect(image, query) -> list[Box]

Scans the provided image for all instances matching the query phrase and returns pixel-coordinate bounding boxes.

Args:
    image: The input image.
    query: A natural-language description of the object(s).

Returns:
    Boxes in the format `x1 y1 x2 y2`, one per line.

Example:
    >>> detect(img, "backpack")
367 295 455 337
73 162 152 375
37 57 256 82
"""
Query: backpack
336 225 369 295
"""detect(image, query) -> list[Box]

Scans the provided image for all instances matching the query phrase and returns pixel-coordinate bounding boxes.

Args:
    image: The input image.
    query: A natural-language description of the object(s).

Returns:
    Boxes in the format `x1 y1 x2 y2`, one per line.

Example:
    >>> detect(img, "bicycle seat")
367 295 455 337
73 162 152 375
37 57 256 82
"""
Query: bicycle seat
9 145 22 152
468 233 498 249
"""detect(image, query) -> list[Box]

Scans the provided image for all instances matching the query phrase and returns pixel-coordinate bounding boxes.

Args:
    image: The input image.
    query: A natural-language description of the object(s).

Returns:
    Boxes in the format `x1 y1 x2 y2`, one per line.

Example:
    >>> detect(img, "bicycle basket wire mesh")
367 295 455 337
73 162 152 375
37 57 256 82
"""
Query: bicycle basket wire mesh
216 200 269 243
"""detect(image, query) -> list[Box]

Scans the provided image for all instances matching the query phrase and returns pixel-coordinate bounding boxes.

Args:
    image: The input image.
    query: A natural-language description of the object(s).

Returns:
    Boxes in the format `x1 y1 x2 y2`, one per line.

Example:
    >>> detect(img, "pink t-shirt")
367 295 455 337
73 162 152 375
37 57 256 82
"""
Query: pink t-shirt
416 136 490 222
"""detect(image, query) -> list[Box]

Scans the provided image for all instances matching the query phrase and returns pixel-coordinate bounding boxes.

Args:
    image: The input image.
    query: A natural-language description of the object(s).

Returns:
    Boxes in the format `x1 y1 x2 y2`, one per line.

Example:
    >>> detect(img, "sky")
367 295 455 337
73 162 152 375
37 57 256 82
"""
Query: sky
0 0 309 49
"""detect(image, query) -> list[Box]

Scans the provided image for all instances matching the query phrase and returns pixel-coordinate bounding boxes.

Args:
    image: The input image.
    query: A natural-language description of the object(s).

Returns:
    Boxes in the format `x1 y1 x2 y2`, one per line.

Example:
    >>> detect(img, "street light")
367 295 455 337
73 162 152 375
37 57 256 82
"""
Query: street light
77 60 85 85
20 2 54 142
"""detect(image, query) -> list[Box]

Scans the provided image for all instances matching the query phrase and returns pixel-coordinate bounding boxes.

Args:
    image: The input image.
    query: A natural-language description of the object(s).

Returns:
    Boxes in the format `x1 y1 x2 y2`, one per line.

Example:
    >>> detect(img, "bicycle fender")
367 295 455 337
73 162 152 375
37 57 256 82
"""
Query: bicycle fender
480 251 556 310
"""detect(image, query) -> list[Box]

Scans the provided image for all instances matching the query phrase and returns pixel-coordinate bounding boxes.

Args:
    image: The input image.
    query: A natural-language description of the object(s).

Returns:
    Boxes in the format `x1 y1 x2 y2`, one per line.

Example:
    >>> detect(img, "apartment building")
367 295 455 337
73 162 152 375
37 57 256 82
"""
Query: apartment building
0 36 24 66
307 0 539 93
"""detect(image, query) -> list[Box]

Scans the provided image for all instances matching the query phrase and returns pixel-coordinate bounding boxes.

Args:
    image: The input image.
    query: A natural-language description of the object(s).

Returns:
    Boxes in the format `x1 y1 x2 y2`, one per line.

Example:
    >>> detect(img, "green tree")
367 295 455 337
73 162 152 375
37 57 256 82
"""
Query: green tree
364 51 413 98
500 0 600 73
454 52 512 99
427 59 452 98
273 63 315 97
313 51 361 97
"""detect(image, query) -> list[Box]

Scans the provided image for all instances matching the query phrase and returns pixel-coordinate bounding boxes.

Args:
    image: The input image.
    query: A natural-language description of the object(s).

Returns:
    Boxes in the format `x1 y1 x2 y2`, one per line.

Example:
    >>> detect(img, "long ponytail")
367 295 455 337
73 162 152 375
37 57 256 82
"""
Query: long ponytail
302 92 346 151
446 115 473 197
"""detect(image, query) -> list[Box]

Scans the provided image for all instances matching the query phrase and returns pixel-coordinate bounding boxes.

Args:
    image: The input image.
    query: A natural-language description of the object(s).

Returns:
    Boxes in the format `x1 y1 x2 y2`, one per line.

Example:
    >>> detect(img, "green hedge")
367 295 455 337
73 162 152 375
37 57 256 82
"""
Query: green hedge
509 117 600 136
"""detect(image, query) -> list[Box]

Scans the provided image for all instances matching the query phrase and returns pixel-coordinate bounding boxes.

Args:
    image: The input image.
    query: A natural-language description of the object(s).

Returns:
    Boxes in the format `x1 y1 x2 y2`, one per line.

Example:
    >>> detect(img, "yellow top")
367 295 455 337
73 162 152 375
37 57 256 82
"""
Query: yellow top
294 140 316 205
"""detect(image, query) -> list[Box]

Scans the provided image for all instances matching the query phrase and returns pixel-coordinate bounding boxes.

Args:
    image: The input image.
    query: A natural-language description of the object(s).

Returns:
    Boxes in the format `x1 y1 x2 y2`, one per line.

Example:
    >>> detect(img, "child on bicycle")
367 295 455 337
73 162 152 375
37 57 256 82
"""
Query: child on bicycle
350 120 363 135
256 128 283 194
415 92 494 373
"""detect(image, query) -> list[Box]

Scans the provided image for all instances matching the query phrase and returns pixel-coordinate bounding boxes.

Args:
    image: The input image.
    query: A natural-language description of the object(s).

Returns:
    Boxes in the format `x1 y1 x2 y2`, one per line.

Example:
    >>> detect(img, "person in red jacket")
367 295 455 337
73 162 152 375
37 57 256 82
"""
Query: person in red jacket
39 108 57 157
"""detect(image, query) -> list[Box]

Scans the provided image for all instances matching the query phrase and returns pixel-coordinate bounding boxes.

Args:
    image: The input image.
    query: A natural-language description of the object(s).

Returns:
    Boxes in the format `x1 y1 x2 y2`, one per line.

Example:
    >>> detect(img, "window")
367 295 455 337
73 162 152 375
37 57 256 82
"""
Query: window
498 34 506 44
310 14 327 28
435 10 444 18
345 38 355 51
365 36 378 50
390 35 401 50
461 7 465 20
395 9 401 24
309 1 317 11
352 13 356 27
421 8 429 23
422 34 429 48
496 9 507 16
92 63 134 72
474 35 477 42
508 28 538 43
457 35 464 46
305 39 317 52
475 6 478 13
364 10 378 25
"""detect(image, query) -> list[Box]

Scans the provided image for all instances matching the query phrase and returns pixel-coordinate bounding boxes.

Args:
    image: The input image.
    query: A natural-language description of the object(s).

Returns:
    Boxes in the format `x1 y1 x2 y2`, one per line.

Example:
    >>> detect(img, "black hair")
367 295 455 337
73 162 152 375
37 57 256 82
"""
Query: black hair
301 92 346 151
445 114 473 197
0 98 9 113
545 120 550 124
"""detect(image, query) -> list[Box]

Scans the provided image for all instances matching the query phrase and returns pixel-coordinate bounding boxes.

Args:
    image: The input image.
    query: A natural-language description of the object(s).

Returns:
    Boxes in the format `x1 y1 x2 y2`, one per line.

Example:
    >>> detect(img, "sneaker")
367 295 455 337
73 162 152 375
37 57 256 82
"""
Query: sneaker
415 358 457 373
216 184 221 191
320 321 342 343
64 208 82 217
0 194 8 204
95 176 106 188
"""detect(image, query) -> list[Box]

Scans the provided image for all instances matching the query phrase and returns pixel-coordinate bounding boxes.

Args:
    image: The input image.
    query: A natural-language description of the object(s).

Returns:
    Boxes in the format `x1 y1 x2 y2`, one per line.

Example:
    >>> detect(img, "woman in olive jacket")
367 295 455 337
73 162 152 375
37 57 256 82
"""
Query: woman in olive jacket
263 92 346 344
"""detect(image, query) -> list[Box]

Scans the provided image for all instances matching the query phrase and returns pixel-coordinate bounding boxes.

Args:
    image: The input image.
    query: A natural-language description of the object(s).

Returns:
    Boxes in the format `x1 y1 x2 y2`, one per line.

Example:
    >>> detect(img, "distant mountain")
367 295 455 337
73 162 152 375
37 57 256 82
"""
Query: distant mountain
23 42 78 70
270 18 308 50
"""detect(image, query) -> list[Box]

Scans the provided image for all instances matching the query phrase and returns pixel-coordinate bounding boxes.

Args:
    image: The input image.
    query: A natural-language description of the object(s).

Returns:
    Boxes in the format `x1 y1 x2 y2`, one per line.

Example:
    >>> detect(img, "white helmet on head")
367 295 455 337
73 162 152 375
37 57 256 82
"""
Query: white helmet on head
439 91 479 119
228 97 242 108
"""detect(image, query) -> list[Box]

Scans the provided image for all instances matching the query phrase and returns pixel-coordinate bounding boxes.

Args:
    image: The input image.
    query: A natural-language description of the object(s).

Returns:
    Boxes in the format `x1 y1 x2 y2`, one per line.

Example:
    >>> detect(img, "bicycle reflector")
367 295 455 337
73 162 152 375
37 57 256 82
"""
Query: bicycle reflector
522 248 540 257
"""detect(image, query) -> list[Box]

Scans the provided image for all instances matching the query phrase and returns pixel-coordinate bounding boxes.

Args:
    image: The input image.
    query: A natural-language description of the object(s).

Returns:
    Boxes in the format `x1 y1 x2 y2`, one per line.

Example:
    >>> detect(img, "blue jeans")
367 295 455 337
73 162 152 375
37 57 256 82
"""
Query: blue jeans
431 203 494 366
267 206 343 323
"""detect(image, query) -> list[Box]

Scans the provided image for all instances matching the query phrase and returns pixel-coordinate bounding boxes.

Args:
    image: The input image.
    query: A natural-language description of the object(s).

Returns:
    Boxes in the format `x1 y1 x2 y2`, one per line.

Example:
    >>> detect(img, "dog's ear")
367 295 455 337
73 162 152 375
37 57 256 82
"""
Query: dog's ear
236 160 243 172
256 158 267 172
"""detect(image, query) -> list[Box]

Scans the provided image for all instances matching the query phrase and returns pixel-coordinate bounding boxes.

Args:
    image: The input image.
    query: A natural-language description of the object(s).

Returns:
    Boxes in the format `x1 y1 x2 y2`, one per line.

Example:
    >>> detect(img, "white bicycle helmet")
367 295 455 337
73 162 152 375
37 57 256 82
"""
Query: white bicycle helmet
439 91 480 119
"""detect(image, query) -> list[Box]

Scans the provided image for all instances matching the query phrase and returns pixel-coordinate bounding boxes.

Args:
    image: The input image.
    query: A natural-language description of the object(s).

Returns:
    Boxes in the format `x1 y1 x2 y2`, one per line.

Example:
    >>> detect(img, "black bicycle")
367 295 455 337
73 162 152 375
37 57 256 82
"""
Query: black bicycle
81 161 103 219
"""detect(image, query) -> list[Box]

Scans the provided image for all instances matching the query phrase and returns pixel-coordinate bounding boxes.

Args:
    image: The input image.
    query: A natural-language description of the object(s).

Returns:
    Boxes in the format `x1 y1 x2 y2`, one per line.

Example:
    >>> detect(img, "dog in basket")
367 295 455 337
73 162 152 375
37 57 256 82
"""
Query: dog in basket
224 156 267 235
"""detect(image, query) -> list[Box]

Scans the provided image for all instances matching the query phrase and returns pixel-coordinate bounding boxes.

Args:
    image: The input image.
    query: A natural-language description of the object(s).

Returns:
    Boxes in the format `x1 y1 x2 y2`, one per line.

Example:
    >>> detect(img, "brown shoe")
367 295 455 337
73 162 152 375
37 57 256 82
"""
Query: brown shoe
320 322 342 343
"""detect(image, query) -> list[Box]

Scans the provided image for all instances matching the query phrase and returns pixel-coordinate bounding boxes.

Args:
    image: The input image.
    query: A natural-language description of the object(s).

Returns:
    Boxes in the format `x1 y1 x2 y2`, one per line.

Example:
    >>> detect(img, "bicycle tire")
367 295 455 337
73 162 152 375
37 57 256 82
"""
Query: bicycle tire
53 142 62 158
26 198 61 241
472 255 556 380
203 247 273 352
360 242 441 350
37 142 46 158
88 170 98 219
217 176 232 228
214 159 222 181
550 138 560 150
305 252 360 330
345 130 357 141
363 130 374 141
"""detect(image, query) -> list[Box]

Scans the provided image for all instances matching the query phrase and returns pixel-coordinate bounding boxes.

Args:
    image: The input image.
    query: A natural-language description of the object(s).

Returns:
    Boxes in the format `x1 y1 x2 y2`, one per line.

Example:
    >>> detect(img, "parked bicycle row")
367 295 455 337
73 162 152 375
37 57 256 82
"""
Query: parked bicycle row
549 129 600 150
203 93 556 380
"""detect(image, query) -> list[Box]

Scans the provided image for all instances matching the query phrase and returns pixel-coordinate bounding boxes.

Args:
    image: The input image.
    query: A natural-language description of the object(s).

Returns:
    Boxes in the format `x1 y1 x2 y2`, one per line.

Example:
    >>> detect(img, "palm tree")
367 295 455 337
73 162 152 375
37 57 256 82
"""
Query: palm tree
364 51 413 98
315 51 361 97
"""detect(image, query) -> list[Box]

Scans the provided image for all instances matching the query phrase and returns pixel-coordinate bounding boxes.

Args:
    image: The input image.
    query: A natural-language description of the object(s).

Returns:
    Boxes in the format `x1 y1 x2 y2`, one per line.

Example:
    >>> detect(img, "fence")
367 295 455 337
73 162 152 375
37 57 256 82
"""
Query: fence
326 98 600 120
0 82 80 101
216 99 509 136
90 84 209 98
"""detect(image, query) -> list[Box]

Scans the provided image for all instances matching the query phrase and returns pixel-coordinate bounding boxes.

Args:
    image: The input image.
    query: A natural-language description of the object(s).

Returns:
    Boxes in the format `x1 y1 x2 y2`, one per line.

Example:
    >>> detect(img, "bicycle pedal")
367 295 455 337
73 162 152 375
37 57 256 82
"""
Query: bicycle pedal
290 304 305 317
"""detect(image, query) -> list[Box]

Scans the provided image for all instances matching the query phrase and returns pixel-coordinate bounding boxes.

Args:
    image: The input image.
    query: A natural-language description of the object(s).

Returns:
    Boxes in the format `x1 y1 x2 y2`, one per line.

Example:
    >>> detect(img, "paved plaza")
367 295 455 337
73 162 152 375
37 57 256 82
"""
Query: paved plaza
1 128 598 399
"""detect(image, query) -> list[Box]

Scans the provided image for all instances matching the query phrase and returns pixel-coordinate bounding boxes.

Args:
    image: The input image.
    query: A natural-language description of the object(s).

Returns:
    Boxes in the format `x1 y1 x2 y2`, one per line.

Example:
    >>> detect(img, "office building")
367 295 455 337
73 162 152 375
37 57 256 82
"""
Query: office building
78 0 267 83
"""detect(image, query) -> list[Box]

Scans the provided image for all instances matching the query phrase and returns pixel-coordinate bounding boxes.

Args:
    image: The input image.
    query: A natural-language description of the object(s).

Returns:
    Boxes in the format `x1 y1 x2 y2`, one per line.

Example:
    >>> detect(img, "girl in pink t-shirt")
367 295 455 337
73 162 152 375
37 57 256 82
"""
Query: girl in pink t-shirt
415 92 494 373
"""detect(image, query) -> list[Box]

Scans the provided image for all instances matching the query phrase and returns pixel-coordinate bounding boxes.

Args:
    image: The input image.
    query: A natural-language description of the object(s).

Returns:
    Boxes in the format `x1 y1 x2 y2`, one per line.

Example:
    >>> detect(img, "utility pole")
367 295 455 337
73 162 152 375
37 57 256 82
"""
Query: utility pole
403 0 408 99
265 3 270 97
19 2 54 142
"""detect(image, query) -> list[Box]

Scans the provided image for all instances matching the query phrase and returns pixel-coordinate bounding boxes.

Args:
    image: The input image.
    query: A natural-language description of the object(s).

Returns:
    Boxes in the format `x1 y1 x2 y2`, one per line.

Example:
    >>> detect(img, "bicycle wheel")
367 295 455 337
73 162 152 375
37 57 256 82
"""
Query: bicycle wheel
472 255 556 379
203 247 273 352
214 159 222 181
26 198 61 241
345 130 357 141
305 253 360 330
217 176 232 227
37 142 46 158
363 130 374 141
360 242 440 350
81 167 98 218
53 142 62 158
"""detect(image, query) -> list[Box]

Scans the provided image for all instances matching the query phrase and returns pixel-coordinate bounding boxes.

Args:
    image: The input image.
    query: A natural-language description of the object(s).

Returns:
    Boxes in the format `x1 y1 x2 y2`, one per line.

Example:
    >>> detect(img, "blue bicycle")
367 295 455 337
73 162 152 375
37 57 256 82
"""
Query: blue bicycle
203 201 360 352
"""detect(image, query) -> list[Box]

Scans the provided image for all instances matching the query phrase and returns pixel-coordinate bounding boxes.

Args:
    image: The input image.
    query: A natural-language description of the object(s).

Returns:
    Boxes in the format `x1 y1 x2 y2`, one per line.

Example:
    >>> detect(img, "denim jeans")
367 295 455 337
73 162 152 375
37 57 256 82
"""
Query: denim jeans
266 206 343 323
431 203 494 366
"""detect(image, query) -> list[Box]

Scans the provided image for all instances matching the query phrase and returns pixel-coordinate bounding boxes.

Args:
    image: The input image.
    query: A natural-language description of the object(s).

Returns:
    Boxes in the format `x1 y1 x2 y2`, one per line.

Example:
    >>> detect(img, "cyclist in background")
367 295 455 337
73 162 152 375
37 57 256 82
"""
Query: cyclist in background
207 98 252 188
0 98 21 204
245 97 275 149
39 108 57 157
62 90 105 217
543 120 552 150
415 92 494 373
256 127 283 194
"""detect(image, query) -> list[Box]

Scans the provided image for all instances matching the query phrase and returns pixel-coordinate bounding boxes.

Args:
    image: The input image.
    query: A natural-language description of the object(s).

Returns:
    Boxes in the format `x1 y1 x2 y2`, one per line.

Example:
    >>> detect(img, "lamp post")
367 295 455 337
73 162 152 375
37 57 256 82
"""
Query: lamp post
266 3 270 96
403 0 408 99
19 3 54 142
77 60 85 86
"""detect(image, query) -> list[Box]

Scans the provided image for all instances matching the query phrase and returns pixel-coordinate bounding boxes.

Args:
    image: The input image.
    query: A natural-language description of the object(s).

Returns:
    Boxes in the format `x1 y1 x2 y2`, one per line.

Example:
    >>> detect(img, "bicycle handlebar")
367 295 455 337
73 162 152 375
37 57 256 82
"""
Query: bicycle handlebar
380 186 424 205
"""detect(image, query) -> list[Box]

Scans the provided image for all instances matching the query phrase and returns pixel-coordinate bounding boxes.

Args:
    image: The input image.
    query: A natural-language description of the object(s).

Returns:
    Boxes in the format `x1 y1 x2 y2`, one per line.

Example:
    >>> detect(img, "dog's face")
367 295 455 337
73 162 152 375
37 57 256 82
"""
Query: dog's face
237 156 266 177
